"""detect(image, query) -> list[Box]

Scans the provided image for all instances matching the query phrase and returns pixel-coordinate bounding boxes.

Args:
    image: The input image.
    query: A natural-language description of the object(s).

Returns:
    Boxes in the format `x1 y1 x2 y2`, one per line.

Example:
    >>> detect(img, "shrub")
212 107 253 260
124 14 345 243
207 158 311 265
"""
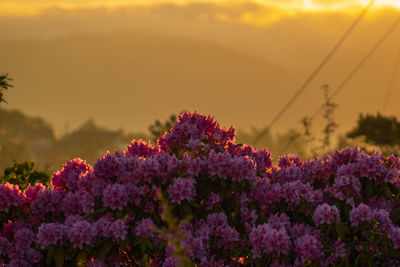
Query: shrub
0 112 399 266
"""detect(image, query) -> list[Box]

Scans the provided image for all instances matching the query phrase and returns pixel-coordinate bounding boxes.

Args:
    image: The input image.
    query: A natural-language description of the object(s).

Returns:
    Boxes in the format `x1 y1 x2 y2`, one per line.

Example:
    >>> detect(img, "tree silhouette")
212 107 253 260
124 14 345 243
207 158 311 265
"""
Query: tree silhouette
0 73 12 104
148 113 179 143
1 161 50 188
347 113 400 146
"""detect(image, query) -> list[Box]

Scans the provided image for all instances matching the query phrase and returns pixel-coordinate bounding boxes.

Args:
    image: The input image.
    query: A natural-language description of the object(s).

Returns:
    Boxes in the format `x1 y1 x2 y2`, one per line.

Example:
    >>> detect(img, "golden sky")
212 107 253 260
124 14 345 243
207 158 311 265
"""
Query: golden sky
1 0 400 135
1 0 400 16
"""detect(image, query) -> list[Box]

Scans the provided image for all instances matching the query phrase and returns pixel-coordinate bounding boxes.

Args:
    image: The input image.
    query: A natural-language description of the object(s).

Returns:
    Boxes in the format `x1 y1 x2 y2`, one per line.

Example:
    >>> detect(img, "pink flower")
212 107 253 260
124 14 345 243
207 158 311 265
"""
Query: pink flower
102 183 129 210
167 178 196 204
124 139 159 157
14 227 35 249
0 183 23 212
68 220 97 249
206 192 221 210
37 223 65 249
389 226 400 249
249 224 290 258
295 234 324 262
372 208 393 232
134 218 159 240
349 204 372 226
312 203 340 226
267 213 291 230
108 219 127 241
23 183 45 203
51 158 92 191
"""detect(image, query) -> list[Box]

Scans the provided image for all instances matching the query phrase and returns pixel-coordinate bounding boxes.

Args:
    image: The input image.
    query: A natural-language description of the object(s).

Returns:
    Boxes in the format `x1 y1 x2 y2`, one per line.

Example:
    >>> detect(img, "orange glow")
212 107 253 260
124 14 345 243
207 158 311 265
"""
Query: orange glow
1 0 400 17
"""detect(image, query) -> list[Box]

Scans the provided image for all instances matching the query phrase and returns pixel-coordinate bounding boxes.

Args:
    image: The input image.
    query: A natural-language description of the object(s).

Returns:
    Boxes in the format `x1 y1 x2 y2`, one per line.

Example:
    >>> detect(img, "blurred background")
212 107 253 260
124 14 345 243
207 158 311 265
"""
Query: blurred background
1 0 400 175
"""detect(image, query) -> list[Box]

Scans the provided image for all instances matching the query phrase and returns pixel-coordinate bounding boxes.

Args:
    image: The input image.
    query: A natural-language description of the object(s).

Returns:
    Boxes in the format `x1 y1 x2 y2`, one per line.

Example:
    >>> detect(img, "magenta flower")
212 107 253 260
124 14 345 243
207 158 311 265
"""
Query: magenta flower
51 158 92 191
389 226 400 249
124 139 159 157
108 219 127 241
0 183 23 212
14 227 35 249
267 213 291 230
67 220 97 249
295 234 324 262
167 178 196 204
249 224 290 258
372 208 393 232
312 203 340 226
37 223 65 249
349 204 372 226
134 218 159 240
102 183 129 210
23 183 45 203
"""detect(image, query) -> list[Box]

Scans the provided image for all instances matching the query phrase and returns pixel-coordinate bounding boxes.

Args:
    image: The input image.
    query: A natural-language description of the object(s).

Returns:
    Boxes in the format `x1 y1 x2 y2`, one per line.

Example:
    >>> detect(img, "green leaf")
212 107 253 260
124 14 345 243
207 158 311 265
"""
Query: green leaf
65 247 78 259
12 206 24 218
45 247 55 266
140 240 147 254
335 222 348 240
83 245 93 254
388 183 400 195
114 209 123 219
145 239 154 250
157 242 166 250
220 179 227 188
96 239 114 260
281 254 291 264
132 237 143 246
354 254 361 266
152 214 161 224
198 181 213 195
384 186 393 200
54 247 64 267
365 179 373 198
94 207 109 215
368 255 375 267
125 205 136 216
190 202 200 208
179 202 192 218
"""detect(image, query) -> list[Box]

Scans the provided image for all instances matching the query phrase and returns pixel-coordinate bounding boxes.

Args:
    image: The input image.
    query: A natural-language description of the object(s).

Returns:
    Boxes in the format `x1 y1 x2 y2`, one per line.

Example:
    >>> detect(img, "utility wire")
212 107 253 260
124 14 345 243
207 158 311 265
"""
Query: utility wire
252 0 375 145
383 47 400 113
278 16 400 155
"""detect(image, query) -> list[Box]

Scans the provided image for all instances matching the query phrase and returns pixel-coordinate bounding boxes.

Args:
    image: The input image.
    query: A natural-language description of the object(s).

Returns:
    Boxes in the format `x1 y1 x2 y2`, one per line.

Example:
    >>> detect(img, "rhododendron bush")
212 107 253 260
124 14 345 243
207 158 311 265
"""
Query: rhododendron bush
1 112 400 266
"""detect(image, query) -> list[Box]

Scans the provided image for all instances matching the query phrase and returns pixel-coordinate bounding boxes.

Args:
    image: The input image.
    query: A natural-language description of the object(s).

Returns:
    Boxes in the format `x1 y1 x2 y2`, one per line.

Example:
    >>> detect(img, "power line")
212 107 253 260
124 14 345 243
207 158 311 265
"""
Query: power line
252 0 375 145
383 47 400 113
278 15 400 155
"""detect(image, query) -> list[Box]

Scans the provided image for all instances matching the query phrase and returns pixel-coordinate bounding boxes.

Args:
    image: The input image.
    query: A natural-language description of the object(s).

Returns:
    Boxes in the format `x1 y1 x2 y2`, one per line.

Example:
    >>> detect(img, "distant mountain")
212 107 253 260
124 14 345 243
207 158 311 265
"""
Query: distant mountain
0 32 300 134
0 107 147 172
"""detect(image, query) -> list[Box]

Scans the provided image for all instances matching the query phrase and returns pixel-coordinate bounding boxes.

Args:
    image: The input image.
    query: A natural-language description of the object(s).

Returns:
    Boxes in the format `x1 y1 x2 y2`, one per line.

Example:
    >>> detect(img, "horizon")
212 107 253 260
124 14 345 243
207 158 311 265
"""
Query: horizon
1 0 399 139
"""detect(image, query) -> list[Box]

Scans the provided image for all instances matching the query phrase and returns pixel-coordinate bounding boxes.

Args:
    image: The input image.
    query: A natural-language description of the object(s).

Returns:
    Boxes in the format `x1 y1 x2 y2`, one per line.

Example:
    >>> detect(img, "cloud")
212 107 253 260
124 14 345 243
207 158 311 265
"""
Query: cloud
0 0 389 17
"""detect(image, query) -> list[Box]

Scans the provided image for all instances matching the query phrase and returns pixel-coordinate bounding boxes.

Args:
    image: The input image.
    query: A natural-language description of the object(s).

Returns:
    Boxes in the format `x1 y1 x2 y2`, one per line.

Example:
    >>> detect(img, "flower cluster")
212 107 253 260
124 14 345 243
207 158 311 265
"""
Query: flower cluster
312 203 340 226
167 178 196 204
0 112 399 266
249 224 290 258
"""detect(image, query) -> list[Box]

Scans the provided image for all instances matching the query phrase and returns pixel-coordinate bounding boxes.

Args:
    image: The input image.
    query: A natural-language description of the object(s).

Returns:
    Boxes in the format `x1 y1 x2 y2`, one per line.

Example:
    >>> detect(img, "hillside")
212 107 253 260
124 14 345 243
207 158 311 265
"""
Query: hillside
0 32 300 134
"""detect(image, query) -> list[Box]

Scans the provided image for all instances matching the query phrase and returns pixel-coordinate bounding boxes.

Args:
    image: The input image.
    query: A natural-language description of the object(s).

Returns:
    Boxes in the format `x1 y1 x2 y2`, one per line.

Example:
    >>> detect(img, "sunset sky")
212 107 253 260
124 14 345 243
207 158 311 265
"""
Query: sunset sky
1 0 400 16
1 0 400 140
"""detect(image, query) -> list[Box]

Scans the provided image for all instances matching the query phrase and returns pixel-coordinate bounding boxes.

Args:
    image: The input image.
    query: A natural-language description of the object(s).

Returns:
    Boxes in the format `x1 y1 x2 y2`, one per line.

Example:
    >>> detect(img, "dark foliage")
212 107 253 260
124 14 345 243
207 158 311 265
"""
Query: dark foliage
347 113 400 146
148 114 179 143
1 161 50 188
0 73 12 104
